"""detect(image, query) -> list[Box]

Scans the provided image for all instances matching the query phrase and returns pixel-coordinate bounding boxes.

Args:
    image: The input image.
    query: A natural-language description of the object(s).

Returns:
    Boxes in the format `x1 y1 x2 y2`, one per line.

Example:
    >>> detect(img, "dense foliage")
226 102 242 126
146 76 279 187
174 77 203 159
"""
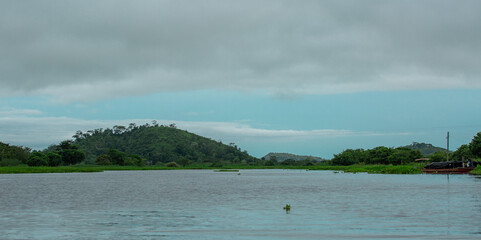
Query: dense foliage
0 141 31 166
331 146 423 166
27 140 86 166
449 133 481 161
469 132 481 158
73 123 258 165
94 149 145 166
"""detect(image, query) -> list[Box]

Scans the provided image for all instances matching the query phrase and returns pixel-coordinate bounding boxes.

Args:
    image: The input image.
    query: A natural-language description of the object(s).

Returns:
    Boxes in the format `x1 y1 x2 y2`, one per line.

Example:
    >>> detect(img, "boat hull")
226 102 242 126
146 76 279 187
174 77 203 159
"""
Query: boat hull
422 167 474 174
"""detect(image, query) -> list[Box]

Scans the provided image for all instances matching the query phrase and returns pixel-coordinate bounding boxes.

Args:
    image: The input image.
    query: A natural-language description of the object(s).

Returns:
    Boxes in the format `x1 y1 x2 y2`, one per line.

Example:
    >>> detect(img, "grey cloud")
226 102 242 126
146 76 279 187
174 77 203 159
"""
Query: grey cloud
1 0 480 101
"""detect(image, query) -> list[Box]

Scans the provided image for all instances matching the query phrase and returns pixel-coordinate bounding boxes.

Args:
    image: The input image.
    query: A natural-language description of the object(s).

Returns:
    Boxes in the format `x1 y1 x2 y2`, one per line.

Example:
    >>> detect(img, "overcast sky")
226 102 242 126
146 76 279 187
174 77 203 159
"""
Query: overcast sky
1 0 481 158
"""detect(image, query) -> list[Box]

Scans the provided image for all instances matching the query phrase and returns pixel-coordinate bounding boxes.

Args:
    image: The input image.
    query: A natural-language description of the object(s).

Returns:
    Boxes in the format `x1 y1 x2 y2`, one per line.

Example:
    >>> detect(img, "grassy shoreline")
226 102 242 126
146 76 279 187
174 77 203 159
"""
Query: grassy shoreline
1 164 479 175
0 164 424 174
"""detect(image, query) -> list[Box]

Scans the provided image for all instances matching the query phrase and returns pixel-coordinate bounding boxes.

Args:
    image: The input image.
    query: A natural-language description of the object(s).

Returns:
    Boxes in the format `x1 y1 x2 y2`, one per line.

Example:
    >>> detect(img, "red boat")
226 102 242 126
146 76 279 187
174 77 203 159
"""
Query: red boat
422 161 476 174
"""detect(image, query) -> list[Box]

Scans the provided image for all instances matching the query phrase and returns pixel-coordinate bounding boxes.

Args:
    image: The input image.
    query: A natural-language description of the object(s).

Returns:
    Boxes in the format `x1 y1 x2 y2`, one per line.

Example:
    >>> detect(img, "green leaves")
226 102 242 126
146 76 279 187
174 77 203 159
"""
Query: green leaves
469 132 481 158
332 147 423 166
74 124 257 166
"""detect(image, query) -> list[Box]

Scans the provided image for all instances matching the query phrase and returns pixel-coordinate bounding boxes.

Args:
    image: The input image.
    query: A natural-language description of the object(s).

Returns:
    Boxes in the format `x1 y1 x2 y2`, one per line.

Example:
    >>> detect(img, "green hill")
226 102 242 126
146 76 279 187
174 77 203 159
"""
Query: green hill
403 142 446 156
73 123 258 165
262 152 327 162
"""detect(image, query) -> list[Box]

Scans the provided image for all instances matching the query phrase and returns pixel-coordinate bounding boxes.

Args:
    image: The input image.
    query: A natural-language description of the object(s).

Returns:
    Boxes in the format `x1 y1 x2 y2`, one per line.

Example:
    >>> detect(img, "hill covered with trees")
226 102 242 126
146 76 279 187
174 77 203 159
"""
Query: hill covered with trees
72 122 258 166
262 152 327 162
403 142 446 156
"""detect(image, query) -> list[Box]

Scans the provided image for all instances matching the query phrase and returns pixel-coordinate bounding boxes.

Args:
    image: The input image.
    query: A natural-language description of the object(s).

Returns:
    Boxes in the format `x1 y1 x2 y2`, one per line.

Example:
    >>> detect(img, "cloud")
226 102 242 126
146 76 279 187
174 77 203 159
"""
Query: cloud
1 0 481 102
0 108 42 116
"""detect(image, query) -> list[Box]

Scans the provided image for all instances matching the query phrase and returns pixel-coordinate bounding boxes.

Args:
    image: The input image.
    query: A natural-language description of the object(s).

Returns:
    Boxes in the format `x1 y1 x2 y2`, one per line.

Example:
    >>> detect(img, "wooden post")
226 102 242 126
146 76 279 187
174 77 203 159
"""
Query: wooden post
446 131 449 162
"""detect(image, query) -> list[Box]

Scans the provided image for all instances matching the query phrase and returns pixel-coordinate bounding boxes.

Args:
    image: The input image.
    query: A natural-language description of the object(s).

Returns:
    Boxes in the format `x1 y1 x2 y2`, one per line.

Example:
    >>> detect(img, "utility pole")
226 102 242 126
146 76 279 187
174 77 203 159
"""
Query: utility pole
446 131 449 162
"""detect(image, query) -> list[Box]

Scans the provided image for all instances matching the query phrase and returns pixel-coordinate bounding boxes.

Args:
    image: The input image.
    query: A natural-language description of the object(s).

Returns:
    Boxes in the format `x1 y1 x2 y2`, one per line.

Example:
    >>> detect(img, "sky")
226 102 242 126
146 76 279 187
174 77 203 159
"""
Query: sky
1 0 481 159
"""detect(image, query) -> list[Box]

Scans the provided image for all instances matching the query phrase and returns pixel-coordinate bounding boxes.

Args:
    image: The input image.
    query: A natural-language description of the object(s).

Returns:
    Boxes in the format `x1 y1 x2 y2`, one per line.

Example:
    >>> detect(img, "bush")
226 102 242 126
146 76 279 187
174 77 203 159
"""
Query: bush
430 151 448 162
166 162 179 167
0 158 21 166
124 155 145 166
264 160 276 166
46 152 62 166
95 154 112 165
209 162 222 167
27 152 48 166
60 149 85 165
331 149 365 166
280 159 297 166
108 149 126 165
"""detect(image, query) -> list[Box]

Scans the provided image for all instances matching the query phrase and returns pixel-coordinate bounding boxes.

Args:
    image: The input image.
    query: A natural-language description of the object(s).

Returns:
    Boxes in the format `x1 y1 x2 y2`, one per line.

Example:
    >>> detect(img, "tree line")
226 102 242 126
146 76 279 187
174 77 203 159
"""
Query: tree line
0 142 31 166
1 129 481 167
330 132 481 166
27 140 85 166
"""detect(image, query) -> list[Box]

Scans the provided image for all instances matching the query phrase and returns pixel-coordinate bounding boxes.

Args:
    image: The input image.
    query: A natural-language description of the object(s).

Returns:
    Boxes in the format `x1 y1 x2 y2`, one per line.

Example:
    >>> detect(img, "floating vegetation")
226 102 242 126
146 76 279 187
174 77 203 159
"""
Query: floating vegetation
283 204 291 213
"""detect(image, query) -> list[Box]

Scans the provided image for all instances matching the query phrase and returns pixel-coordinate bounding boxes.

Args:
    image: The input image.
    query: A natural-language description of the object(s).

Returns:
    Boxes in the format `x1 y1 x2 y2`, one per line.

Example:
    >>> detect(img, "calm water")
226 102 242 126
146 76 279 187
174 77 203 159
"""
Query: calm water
1 170 481 239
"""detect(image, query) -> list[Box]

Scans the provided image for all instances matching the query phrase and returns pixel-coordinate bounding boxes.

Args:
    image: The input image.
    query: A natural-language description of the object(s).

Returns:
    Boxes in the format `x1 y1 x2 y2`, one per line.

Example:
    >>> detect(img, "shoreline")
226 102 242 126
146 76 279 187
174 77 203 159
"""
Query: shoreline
1 164 479 175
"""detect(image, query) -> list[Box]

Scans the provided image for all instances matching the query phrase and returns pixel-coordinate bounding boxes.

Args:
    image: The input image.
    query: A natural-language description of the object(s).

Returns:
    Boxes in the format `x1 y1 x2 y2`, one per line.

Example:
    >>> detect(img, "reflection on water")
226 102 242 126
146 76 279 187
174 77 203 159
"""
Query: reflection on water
1 170 481 239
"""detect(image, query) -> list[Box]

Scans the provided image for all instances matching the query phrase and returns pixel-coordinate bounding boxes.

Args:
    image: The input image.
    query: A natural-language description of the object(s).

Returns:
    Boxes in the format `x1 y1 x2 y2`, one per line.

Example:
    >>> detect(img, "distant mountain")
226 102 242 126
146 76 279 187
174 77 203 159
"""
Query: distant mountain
262 152 327 162
403 142 446 156
72 123 258 165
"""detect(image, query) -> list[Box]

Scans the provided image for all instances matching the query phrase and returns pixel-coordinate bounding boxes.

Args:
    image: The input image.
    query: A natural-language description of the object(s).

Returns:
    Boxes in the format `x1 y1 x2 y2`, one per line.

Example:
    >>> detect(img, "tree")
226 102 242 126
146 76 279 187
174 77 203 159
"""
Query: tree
331 149 365 166
109 149 126 165
430 151 447 162
57 140 78 151
166 162 179 167
27 152 48 166
0 141 31 164
96 154 112 165
264 160 276 166
366 147 393 164
469 132 481 158
60 149 85 165
451 144 472 161
46 152 62 166
124 154 145 166
179 157 190 167
280 159 297 166
387 149 411 165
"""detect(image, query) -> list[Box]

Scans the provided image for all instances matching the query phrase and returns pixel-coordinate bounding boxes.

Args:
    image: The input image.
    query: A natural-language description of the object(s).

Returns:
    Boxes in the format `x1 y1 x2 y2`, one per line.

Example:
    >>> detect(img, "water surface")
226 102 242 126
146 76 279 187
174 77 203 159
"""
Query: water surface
1 170 481 239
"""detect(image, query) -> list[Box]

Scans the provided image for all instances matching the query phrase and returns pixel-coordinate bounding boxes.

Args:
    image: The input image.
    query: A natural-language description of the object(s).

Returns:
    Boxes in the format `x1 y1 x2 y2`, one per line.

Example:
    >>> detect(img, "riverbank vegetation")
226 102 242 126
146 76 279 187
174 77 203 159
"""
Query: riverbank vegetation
0 163 422 174
1 124 481 175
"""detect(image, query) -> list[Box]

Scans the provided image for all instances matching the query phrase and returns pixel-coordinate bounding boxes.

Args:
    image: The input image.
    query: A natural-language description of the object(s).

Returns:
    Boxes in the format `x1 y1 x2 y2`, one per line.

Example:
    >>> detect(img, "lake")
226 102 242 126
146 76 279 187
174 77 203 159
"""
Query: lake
1 170 481 239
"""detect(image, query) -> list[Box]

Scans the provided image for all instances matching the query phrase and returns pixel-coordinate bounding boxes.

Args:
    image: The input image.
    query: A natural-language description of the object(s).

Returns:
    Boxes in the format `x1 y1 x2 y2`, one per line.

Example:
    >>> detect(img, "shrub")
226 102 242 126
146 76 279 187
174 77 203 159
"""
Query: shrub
60 149 85 165
124 155 145 166
27 152 48 166
46 152 62 166
0 158 21 166
264 160 276 166
430 151 448 162
166 162 179 167
95 154 112 165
